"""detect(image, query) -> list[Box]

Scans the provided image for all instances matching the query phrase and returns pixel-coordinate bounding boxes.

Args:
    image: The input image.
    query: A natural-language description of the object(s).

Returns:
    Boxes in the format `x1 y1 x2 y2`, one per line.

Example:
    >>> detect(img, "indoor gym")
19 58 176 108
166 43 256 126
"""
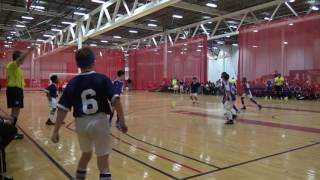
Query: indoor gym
0 0 320 180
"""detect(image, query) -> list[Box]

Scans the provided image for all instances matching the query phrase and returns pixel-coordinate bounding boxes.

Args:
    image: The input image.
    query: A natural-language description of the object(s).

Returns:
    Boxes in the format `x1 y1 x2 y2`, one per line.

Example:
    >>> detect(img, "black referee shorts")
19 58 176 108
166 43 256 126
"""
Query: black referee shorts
6 87 24 108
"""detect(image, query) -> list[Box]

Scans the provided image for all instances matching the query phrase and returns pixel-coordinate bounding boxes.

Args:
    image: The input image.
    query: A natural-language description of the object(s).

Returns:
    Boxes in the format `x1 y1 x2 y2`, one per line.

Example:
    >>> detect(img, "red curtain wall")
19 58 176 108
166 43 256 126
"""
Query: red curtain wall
238 13 320 87
129 35 208 90
0 42 124 88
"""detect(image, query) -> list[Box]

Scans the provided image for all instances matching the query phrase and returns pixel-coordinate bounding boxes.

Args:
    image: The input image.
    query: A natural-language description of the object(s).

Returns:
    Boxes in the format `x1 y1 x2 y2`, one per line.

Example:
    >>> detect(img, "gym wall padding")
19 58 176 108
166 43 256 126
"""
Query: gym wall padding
238 13 320 86
0 42 124 88
129 35 208 90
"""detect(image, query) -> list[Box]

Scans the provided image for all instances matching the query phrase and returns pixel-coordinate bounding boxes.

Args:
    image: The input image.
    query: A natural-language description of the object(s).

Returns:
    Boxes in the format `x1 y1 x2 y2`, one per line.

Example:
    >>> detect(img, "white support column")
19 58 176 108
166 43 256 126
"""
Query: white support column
236 12 247 31
211 19 221 37
270 3 282 20
192 25 200 37
285 2 298 16
163 33 168 78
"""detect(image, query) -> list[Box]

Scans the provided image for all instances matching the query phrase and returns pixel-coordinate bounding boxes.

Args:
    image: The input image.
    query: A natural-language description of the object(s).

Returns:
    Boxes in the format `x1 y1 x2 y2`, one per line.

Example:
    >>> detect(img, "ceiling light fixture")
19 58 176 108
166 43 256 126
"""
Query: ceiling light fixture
43 34 54 38
91 0 105 3
51 28 62 32
113 36 122 39
172 14 183 19
311 6 319 11
61 21 74 25
129 30 138 33
30 5 45 10
15 24 26 28
22 16 34 20
147 23 158 27
101 40 108 43
264 17 272 21
74 12 86 16
206 3 217 8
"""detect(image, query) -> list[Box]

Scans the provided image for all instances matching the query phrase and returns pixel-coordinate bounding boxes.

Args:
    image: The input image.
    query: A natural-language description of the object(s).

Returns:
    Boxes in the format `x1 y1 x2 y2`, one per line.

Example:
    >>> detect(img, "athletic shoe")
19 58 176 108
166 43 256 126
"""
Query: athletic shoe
258 105 262 110
241 106 246 110
14 133 24 140
225 120 234 125
46 119 55 125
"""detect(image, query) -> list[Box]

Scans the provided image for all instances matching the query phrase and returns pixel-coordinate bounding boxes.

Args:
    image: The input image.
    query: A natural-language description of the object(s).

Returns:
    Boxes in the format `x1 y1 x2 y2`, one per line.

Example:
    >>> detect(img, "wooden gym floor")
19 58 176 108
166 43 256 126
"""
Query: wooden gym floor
0 91 319 180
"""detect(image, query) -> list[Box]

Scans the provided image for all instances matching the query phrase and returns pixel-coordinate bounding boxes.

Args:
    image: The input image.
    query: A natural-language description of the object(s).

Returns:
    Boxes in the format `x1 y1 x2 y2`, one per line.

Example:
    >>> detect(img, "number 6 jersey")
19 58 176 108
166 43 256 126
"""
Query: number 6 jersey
57 71 119 117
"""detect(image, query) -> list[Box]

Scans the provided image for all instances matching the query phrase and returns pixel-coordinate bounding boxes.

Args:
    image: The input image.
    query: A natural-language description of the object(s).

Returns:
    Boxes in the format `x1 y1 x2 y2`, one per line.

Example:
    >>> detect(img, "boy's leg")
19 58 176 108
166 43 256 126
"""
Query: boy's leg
75 130 93 180
97 154 112 180
115 114 121 129
194 95 199 104
250 98 262 109
76 151 92 180
233 105 239 113
109 108 115 127
241 95 246 109
46 108 56 125
224 101 234 124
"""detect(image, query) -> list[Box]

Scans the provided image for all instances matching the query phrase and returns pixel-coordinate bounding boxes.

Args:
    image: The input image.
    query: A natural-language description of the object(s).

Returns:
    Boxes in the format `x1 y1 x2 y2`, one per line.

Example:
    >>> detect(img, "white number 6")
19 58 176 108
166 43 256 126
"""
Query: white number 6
81 89 98 115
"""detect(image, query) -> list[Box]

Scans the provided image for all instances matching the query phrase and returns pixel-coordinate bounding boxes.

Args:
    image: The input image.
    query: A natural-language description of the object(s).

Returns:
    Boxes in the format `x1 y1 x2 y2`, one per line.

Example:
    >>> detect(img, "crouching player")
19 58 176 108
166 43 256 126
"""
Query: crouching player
221 72 237 125
51 47 128 180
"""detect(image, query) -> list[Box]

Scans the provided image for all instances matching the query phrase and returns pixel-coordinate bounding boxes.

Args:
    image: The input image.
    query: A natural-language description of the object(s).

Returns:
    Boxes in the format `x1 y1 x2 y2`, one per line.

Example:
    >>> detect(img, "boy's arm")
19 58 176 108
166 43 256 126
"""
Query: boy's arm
113 98 128 133
44 88 52 101
51 108 68 143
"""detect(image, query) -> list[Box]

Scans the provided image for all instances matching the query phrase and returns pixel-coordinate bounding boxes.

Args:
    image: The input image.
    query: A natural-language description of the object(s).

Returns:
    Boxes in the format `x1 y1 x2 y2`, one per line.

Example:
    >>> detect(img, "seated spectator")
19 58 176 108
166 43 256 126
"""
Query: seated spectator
1 113 17 180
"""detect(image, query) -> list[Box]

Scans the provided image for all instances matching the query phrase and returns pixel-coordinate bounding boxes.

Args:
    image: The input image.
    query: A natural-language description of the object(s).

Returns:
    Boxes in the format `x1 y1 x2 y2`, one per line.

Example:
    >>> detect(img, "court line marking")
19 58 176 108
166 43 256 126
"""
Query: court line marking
111 134 203 173
67 121 204 173
180 142 320 180
0 107 73 179
173 110 320 134
123 132 222 169
248 104 320 114
65 124 180 179
17 125 74 180
122 104 223 169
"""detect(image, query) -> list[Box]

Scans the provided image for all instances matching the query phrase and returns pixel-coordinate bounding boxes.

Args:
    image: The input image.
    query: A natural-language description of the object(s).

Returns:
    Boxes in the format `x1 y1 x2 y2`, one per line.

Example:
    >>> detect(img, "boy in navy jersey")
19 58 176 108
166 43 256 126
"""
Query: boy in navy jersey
240 77 262 110
51 47 128 180
109 70 125 129
221 72 237 125
190 77 200 105
44 75 59 125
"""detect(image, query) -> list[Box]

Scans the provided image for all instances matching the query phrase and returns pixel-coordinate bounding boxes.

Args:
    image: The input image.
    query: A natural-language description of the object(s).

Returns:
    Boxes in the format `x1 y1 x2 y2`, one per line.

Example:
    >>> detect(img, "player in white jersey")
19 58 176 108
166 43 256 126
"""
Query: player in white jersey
221 72 237 125
240 77 262 110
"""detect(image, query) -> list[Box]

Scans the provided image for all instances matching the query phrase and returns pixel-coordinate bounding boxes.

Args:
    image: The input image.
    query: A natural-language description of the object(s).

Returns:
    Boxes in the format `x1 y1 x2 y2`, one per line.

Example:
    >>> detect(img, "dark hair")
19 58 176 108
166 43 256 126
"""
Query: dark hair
75 47 95 68
50 75 58 83
12 51 22 61
221 72 229 80
242 77 247 82
117 70 125 77
193 77 197 80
